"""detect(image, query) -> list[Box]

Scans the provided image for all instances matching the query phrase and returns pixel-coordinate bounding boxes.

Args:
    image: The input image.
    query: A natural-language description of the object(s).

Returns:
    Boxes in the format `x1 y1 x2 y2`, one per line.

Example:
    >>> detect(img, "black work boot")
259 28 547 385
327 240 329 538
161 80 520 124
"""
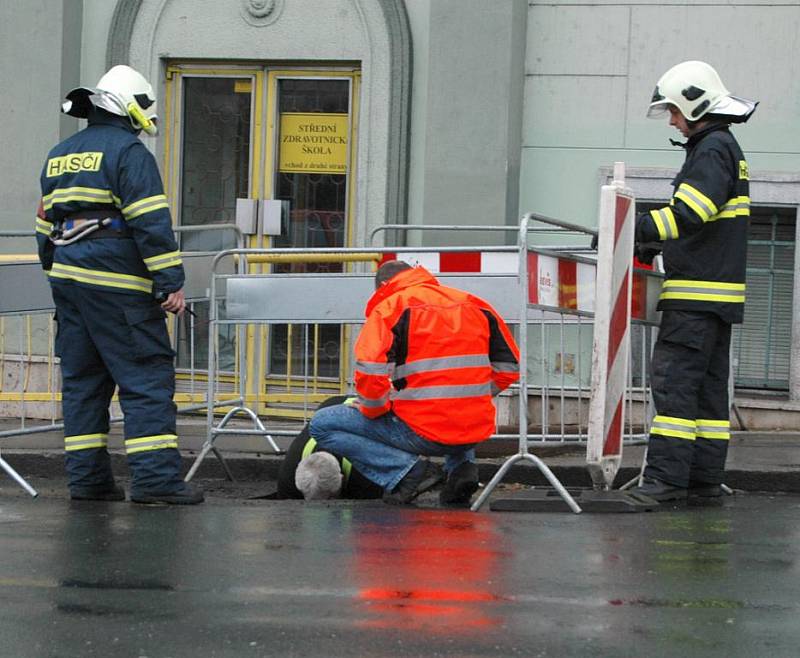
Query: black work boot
70 484 126 502
439 462 480 507
688 482 723 498
66 448 124 501
130 482 205 505
635 477 688 502
383 460 444 505
128 448 204 505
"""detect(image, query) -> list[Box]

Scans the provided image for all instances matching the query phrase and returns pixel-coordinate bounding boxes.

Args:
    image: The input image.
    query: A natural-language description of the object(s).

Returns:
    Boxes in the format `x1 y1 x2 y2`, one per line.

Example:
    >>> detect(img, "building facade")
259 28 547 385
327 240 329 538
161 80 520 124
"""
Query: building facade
3 0 800 403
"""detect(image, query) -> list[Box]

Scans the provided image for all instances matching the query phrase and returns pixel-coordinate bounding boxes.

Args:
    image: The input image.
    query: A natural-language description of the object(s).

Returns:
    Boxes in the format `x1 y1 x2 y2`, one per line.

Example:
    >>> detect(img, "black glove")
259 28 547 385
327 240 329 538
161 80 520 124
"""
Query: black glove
635 241 662 265
635 211 660 243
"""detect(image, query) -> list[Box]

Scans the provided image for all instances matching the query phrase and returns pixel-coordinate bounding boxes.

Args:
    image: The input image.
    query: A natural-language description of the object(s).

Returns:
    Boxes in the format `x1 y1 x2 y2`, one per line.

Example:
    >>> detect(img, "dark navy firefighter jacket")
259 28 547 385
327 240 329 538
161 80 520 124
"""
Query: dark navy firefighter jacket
635 123 749 324
37 111 184 297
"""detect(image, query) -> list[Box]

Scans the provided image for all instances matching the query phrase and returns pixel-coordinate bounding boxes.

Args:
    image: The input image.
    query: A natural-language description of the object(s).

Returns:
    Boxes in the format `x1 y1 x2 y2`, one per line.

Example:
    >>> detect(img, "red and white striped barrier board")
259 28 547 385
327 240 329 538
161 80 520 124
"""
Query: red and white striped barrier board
587 171 635 488
381 250 656 321
379 251 517 273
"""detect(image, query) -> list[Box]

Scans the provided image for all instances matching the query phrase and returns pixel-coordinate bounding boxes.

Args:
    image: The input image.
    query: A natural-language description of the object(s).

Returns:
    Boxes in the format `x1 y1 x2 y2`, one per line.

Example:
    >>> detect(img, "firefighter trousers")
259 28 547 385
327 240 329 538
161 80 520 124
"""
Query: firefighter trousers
644 309 732 488
51 282 185 496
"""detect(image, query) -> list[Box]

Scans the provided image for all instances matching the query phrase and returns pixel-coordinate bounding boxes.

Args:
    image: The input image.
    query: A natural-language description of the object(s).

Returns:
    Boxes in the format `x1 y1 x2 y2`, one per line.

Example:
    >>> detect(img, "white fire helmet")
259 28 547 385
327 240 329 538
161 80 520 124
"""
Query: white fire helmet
61 65 158 136
647 60 757 123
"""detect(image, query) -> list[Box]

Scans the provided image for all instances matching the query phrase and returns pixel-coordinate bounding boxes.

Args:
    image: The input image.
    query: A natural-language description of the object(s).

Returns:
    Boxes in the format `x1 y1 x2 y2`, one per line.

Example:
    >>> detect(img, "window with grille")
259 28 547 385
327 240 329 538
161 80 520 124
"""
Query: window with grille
732 207 795 390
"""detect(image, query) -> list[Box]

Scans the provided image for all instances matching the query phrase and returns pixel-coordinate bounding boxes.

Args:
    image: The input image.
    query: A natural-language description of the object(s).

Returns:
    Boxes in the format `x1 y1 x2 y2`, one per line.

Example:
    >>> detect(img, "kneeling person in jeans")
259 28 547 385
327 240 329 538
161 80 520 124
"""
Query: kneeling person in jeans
309 261 520 506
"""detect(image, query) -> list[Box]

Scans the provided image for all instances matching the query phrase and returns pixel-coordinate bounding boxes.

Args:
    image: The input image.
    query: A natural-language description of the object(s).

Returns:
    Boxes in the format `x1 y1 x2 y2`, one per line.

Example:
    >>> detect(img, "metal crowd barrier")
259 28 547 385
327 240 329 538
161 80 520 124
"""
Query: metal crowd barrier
369 220 659 446
183 245 523 481
471 165 663 511
0 225 244 495
3 210 661 509
183 223 660 512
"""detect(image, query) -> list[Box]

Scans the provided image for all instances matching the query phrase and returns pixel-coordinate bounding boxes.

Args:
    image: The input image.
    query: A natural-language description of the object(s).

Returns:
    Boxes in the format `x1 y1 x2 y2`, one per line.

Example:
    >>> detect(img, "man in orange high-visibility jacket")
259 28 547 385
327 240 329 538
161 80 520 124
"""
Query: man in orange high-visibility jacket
309 260 520 506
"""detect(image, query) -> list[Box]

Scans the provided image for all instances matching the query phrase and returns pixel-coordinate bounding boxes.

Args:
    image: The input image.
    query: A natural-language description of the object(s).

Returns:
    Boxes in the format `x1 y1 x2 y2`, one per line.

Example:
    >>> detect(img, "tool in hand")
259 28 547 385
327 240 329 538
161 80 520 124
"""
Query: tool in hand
153 291 198 318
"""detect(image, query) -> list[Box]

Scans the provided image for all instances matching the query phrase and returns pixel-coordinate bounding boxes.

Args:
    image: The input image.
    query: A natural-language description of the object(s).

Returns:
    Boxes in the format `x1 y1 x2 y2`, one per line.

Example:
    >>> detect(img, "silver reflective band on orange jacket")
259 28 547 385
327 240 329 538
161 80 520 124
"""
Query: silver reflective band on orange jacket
355 360 391 375
357 393 389 408
393 354 491 378
392 382 493 401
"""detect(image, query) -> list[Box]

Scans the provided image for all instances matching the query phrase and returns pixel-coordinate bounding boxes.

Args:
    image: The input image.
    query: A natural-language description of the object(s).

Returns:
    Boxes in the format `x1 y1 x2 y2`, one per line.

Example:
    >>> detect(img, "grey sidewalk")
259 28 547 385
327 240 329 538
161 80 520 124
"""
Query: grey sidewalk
3 419 800 496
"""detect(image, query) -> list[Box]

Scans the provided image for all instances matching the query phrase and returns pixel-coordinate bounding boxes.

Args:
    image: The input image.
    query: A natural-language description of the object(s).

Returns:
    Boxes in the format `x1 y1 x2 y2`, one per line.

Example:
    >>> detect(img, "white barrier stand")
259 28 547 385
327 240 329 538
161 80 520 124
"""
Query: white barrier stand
586 162 635 489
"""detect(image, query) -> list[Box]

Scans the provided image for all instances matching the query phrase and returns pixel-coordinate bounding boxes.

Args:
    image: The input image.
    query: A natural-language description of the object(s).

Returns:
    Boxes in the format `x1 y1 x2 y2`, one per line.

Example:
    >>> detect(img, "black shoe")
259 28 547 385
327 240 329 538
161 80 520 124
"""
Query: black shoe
131 483 205 505
384 460 444 505
634 477 687 502
688 482 723 498
439 462 480 507
70 484 126 502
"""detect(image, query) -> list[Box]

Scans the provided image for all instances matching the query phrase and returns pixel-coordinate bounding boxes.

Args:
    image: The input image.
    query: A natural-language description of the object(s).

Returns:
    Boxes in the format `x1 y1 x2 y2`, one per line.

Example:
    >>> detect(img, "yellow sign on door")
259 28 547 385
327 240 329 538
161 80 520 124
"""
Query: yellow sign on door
278 112 348 174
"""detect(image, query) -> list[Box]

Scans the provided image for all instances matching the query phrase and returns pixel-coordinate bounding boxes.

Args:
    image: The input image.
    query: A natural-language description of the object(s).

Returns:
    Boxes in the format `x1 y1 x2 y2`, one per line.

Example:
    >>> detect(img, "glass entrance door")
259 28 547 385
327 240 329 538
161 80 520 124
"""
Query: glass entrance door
268 75 356 380
164 67 263 376
180 76 253 252
163 65 359 413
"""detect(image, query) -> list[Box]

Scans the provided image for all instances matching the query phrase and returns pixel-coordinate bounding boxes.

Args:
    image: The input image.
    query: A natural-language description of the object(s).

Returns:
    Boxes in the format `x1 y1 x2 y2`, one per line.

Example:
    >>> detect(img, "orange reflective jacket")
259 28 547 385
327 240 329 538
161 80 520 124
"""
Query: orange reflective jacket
354 267 519 445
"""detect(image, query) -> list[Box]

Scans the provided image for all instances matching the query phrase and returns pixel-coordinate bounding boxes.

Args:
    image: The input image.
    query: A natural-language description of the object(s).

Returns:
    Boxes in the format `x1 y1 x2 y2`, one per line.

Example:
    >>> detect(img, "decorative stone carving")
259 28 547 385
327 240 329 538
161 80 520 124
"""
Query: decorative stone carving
240 0 284 27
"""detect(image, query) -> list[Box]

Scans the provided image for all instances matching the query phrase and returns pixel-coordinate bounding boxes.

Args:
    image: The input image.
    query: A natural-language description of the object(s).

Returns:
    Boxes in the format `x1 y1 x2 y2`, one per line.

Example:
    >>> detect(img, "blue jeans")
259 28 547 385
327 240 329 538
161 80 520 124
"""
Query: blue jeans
308 404 476 492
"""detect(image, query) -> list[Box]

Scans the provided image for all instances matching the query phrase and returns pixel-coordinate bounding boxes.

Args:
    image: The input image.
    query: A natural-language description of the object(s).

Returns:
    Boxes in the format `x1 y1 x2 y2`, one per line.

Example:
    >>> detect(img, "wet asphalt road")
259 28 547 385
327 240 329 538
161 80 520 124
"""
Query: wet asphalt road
0 492 799 658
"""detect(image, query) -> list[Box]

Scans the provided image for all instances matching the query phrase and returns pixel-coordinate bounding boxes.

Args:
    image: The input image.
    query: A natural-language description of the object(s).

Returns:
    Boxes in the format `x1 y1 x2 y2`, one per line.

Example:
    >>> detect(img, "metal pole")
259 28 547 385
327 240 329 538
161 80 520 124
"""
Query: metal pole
0 454 38 497
518 215 530 457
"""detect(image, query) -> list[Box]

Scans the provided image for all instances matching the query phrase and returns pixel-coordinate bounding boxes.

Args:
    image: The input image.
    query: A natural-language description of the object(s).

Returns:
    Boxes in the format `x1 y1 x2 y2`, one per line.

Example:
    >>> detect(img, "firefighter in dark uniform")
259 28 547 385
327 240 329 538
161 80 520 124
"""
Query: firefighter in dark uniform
37 65 203 504
633 61 758 501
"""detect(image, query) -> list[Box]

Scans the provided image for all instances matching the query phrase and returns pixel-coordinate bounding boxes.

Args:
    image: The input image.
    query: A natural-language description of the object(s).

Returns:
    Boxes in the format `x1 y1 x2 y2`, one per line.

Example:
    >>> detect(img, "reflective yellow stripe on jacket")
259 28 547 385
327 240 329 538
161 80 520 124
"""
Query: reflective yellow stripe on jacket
655 195 750 239
660 279 745 304
650 207 679 240
49 263 153 294
143 250 183 272
122 194 170 221
675 183 717 222
43 186 121 211
35 215 53 236
712 196 750 221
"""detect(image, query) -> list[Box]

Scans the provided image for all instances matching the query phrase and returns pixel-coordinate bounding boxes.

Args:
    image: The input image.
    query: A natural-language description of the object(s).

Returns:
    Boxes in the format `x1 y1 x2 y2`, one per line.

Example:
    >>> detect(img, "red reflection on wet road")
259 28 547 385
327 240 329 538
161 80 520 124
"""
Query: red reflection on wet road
351 510 506 632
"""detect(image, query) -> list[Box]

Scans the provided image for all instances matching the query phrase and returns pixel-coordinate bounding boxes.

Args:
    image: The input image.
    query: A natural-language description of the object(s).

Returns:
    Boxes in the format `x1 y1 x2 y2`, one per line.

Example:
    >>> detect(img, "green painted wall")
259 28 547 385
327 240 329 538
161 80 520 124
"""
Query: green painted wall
521 1 800 226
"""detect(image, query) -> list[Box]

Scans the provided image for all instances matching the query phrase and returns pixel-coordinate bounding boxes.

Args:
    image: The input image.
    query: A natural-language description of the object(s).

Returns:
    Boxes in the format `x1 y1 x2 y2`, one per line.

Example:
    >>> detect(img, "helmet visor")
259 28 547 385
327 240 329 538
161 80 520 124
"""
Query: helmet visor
646 100 672 119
